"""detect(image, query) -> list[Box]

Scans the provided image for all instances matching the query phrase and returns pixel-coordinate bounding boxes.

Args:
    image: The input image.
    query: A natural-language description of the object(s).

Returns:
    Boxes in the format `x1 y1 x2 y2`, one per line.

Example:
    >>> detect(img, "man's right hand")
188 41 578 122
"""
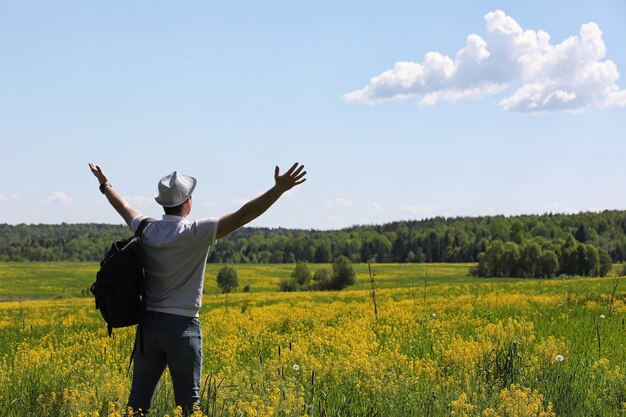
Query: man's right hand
216 162 307 239
274 163 307 193
88 163 141 228
89 163 108 185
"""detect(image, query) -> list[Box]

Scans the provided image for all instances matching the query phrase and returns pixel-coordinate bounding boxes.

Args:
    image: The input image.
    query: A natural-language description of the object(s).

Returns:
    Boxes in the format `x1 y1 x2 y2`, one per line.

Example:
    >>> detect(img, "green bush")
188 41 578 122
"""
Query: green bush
312 268 331 290
216 266 239 293
291 262 311 286
329 256 356 290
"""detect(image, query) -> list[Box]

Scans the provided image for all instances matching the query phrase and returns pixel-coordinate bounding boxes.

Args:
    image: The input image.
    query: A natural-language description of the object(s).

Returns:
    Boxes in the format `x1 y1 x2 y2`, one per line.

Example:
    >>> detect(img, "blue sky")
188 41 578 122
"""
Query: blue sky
1 1 625 230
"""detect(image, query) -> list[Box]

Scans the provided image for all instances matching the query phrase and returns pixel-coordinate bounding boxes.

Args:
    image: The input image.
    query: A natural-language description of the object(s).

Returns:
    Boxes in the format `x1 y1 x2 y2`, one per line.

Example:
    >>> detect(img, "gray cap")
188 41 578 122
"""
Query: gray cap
154 171 197 207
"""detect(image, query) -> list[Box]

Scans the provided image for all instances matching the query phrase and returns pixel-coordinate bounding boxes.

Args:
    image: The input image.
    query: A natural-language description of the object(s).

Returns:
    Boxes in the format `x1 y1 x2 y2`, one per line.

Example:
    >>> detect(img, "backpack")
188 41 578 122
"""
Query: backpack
90 218 155 336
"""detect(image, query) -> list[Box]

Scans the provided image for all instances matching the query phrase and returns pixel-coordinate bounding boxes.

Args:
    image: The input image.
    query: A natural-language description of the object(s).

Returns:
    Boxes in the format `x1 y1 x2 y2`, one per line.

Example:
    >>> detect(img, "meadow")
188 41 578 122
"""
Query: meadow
0 262 625 417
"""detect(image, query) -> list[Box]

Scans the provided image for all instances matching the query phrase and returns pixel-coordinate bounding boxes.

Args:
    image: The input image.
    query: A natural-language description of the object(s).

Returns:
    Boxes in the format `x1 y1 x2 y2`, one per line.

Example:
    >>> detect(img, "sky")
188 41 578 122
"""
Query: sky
1 1 625 230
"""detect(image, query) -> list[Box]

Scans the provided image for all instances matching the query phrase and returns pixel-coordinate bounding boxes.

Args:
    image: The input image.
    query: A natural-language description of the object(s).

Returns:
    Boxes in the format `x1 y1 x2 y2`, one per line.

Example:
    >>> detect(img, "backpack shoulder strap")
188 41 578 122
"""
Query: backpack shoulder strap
135 217 156 237
129 216 156 368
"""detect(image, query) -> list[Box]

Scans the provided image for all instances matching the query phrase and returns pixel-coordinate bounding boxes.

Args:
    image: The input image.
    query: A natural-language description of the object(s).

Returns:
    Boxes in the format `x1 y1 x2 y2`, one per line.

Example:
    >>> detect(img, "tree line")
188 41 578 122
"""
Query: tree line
2 210 626 267
470 235 613 278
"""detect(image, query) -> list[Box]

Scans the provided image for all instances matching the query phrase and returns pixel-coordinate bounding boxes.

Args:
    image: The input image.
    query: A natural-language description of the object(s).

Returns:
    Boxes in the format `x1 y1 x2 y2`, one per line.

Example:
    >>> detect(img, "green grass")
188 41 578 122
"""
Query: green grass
1 262 625 416
0 261 622 301
0 262 98 299
0 262 474 300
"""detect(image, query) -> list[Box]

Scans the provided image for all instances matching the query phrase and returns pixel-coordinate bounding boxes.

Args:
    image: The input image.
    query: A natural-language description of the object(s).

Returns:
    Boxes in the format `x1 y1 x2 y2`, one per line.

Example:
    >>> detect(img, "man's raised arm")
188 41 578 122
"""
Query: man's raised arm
216 163 306 240
88 163 141 228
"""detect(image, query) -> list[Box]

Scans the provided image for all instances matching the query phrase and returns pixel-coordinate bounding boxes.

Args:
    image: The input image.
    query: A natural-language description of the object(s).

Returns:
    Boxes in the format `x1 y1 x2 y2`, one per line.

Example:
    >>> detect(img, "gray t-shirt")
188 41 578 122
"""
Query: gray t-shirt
132 215 219 317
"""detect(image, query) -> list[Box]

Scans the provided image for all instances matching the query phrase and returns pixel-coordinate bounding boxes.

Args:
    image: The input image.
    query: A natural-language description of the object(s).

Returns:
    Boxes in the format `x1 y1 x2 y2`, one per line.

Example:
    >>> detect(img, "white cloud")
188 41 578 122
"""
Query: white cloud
0 194 17 203
45 191 71 205
343 10 626 113
203 200 218 208
605 89 626 107
367 202 385 212
545 203 579 214
325 198 353 208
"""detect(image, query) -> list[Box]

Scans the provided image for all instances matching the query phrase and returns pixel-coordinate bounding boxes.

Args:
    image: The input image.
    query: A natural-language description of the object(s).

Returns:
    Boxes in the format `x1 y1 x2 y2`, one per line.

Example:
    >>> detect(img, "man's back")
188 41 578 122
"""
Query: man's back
132 215 219 318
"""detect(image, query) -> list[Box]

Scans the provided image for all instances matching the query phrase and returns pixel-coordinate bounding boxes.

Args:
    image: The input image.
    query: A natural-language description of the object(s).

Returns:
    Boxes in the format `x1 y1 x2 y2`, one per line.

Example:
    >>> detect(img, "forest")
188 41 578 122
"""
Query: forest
0 211 626 263
2 210 626 269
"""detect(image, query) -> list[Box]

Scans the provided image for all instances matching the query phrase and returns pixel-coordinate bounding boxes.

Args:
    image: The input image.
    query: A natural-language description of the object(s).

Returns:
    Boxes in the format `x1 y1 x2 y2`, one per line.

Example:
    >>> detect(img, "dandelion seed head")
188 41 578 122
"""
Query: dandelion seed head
292 364 300 371
600 314 605 319
555 354 564 362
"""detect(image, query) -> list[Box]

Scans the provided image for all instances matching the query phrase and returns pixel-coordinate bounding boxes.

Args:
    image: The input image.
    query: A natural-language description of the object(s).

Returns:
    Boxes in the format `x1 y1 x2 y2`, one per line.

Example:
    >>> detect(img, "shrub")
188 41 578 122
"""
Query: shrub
329 255 356 290
312 268 331 290
291 262 312 286
279 279 298 292
216 266 239 293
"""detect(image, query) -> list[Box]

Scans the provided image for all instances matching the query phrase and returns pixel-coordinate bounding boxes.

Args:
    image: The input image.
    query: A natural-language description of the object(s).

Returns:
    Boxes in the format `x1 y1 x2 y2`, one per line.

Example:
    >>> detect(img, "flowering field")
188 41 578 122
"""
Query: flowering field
0 262 625 417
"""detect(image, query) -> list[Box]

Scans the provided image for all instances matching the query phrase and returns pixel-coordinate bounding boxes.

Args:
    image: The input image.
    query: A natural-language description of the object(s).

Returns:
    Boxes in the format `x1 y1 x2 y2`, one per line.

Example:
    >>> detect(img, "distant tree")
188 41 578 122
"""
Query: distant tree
491 218 511 242
560 236 580 275
329 255 356 290
291 262 312 287
530 221 552 239
216 266 239 293
279 266 332 292
312 268 331 290
414 249 426 263
599 249 612 277
574 224 590 243
314 241 332 263
501 242 521 277
278 279 298 292
582 244 600 276
256 250 272 263
510 221 526 244
473 240 504 277
392 224 410 262
270 250 285 263
539 250 559 278
520 241 541 277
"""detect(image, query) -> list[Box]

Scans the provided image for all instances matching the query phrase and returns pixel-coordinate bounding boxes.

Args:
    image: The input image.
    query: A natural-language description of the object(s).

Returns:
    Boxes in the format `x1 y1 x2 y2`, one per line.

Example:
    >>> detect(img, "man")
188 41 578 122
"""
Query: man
88 162 306 415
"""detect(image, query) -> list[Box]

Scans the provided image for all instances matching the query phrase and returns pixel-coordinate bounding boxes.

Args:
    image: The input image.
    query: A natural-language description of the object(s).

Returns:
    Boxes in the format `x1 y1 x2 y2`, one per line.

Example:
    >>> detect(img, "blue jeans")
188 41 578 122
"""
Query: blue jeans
127 314 202 416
